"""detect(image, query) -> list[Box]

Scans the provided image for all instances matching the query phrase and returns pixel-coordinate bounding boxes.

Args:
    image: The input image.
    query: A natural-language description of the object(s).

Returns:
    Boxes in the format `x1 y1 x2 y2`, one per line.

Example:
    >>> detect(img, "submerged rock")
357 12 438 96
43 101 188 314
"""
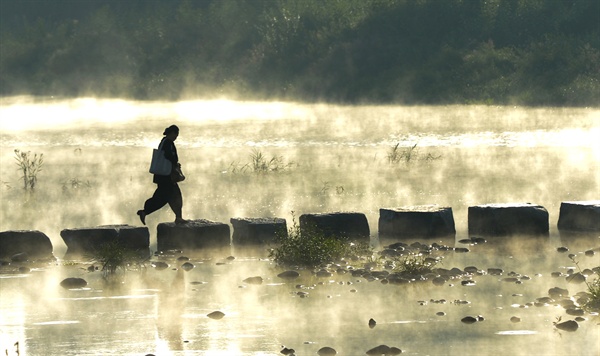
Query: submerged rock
555 320 579 332
180 262 195 271
317 346 337 355
566 273 586 284
510 316 521 323
548 287 569 299
278 270 300 279
152 261 169 270
280 346 295 355
461 316 478 324
60 277 87 289
207 311 225 320
366 345 390 355
243 276 263 285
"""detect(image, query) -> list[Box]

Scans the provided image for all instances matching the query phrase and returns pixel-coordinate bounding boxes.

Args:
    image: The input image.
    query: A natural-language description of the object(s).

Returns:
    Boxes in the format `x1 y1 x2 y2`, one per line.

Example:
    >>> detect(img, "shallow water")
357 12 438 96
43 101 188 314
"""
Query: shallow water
0 98 599 355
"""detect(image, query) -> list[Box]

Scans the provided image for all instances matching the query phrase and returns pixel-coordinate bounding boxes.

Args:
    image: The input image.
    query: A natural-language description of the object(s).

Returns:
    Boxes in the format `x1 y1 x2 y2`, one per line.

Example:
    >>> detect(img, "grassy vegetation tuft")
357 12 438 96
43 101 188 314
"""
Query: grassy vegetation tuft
89 240 147 276
387 143 441 165
14 149 43 190
269 212 372 267
228 149 294 174
393 253 439 275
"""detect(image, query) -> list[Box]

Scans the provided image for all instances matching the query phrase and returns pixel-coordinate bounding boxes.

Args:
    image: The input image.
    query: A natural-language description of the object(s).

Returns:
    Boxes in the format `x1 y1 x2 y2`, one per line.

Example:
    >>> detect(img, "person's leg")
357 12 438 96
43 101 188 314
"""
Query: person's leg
168 184 186 223
138 183 173 224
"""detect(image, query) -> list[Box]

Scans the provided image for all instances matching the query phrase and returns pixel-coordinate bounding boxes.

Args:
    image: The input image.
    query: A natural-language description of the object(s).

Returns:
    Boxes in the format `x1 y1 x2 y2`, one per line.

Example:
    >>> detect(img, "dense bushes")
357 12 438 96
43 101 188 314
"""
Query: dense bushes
1 0 598 106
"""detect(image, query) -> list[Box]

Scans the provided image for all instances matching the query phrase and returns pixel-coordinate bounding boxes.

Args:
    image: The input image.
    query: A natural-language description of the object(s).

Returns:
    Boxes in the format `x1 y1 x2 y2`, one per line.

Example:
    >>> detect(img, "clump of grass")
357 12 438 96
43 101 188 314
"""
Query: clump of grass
88 240 146 276
393 253 439 275
14 149 44 190
387 143 417 164
228 149 294 174
62 178 93 193
387 142 441 164
270 212 372 267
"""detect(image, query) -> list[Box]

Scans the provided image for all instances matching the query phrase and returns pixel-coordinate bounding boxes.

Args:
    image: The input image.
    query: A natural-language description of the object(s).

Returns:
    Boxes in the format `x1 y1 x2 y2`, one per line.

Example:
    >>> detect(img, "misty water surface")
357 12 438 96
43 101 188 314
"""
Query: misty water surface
0 98 599 355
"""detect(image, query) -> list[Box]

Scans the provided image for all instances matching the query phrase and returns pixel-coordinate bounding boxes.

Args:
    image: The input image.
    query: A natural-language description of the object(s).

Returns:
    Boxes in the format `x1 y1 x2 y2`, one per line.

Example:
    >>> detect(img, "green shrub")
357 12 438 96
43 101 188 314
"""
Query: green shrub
270 213 372 267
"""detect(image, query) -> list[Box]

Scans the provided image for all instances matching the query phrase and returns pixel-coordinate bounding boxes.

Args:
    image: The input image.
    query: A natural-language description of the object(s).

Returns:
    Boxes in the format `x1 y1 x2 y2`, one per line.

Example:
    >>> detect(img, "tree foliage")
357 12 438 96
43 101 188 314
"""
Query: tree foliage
1 0 598 106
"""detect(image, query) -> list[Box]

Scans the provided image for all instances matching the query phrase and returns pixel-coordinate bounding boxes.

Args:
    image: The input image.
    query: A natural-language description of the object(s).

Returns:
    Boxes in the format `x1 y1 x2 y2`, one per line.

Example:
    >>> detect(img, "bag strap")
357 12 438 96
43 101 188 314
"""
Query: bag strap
157 138 166 151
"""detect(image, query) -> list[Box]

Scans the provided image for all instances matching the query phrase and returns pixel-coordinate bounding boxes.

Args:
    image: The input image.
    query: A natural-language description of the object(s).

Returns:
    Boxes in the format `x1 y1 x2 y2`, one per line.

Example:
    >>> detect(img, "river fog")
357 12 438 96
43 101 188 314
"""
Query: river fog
0 97 599 355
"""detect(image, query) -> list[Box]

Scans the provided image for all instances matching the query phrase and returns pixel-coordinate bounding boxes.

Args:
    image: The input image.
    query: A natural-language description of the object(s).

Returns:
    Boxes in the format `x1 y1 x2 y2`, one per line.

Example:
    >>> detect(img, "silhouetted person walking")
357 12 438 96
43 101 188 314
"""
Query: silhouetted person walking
137 125 187 224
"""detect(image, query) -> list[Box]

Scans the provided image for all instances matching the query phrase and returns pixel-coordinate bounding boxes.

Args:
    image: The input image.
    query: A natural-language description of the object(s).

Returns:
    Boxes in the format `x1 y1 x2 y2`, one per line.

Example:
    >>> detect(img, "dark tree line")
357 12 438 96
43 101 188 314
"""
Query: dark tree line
1 0 598 106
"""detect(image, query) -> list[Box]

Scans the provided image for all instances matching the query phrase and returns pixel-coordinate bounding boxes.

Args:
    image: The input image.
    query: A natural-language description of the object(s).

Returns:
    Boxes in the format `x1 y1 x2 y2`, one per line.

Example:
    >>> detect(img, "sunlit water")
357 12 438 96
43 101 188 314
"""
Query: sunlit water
1 97 599 355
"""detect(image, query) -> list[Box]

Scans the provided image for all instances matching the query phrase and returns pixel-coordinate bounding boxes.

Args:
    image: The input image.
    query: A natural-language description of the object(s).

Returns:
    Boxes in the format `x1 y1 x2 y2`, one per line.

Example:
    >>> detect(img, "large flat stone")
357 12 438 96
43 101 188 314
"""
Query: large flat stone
157 219 230 252
61 225 149 256
557 201 600 232
299 212 370 240
0 230 55 260
468 203 549 236
230 217 287 245
378 205 456 238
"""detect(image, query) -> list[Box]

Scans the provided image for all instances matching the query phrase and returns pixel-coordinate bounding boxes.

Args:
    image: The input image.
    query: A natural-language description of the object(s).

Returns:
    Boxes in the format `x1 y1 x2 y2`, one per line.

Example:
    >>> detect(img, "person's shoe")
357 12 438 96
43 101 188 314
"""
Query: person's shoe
137 210 146 225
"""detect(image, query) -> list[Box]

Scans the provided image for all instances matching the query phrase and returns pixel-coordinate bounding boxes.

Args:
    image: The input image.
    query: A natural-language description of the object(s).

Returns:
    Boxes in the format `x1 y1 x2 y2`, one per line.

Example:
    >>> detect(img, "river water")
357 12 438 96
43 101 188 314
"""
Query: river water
0 97 599 355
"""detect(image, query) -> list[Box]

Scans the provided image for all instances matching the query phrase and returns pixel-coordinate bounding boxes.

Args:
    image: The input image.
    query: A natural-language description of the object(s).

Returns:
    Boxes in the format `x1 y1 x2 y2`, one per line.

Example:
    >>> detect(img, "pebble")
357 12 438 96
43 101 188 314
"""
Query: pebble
278 270 300 279
243 276 263 285
207 311 225 320
566 273 586 284
555 320 578 332
510 316 521 323
369 318 376 328
317 346 337 356
151 261 169 270
180 262 194 271
461 316 478 324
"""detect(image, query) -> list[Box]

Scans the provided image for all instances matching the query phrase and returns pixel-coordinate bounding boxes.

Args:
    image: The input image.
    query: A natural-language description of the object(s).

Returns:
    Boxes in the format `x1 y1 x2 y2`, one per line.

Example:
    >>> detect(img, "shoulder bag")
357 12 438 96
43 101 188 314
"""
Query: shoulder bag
149 140 172 175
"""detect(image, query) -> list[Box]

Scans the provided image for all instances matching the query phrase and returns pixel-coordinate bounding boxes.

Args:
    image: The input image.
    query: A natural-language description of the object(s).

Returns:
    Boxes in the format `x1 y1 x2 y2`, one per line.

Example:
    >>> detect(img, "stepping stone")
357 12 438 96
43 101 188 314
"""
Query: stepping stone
378 205 455 238
0 230 55 260
61 225 149 256
230 217 287 245
557 201 600 232
299 212 370 240
157 219 230 252
468 203 548 236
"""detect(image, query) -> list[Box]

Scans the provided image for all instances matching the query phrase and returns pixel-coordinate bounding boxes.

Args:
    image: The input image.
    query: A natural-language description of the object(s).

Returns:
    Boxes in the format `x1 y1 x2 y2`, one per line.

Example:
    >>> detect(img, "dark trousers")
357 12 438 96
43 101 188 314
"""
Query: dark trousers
143 181 182 218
